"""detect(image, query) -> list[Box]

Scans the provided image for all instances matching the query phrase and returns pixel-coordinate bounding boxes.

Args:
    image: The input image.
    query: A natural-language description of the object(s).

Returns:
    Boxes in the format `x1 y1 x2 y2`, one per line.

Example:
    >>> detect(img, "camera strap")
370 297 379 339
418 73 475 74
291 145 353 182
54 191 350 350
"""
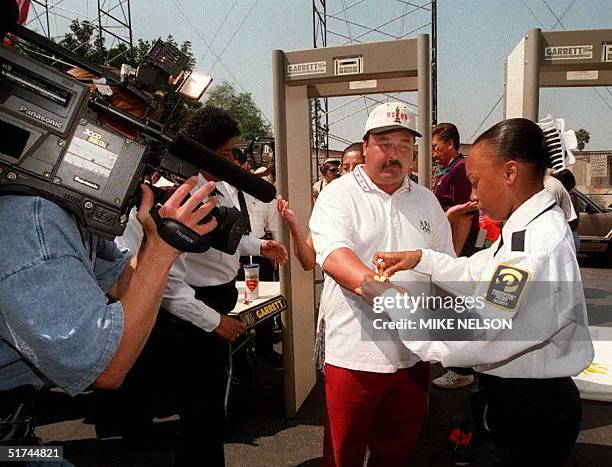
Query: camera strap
77 220 98 267
149 206 211 253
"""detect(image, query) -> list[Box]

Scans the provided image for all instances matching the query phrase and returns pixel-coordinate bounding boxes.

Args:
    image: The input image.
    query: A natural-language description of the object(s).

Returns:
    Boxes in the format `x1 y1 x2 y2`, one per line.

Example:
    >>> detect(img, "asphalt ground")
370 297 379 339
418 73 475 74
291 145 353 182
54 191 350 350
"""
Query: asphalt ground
34 255 612 466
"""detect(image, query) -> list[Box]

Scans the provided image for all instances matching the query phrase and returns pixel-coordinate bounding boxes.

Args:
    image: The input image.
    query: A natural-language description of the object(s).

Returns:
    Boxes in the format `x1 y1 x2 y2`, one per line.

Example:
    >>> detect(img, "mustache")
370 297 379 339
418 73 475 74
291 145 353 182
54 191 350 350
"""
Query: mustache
382 159 402 168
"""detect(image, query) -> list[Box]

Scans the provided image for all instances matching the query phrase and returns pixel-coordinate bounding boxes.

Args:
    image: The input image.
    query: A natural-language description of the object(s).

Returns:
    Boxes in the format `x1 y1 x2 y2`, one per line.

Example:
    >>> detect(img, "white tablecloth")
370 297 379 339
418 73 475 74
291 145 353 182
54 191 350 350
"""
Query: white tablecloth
574 326 612 402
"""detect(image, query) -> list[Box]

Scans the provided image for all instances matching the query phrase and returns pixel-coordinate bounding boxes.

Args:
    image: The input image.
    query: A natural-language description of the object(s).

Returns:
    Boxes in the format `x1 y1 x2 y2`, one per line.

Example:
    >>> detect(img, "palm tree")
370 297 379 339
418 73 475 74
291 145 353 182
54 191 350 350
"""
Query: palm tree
575 129 590 151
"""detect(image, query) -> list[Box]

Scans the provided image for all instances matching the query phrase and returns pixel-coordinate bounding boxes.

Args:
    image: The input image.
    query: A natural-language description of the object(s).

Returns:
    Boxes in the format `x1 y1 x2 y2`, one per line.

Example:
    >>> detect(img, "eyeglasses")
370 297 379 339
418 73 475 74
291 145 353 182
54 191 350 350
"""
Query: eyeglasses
327 167 339 173
374 142 412 155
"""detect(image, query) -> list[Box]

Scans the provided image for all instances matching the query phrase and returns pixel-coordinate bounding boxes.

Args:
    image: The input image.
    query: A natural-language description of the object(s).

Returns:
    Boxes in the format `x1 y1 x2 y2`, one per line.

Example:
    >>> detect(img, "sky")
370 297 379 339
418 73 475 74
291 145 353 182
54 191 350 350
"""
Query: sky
28 0 612 150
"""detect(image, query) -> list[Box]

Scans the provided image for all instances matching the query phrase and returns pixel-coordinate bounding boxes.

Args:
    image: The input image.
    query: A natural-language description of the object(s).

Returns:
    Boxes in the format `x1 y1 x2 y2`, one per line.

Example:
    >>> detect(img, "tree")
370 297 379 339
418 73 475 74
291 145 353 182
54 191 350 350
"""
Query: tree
204 81 272 141
575 128 590 151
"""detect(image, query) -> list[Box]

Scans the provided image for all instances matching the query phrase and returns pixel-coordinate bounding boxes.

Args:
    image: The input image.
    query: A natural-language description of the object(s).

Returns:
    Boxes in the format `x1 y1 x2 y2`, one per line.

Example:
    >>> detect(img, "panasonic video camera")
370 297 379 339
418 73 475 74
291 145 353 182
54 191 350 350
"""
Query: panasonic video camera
0 11 274 253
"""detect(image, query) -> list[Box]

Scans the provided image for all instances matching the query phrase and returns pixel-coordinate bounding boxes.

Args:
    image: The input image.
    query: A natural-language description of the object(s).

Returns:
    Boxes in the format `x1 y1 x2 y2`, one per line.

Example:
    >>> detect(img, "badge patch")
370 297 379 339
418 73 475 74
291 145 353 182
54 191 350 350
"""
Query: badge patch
485 264 530 311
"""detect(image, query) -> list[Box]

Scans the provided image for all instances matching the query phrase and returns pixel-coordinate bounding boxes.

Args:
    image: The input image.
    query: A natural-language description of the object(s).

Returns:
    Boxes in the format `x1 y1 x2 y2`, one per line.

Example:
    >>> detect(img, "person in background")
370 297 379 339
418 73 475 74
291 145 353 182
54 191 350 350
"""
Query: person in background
544 171 577 230
340 142 365 175
233 150 283 364
312 158 340 202
278 141 364 272
552 169 580 252
232 146 251 172
431 122 479 389
108 107 287 466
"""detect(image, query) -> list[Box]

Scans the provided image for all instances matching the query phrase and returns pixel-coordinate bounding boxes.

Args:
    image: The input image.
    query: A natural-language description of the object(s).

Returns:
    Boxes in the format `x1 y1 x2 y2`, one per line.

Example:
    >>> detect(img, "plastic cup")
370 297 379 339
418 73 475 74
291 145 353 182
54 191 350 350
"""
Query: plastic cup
243 263 260 301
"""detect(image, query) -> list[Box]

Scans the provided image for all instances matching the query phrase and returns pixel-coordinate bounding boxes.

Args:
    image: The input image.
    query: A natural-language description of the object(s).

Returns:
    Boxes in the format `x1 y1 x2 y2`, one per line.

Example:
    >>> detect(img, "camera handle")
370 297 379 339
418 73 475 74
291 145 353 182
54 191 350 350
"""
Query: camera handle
149 207 212 253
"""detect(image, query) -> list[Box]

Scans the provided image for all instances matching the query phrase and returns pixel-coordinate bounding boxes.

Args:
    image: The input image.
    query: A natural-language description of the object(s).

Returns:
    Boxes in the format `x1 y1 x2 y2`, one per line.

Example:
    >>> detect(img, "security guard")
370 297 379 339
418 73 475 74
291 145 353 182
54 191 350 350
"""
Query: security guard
365 118 594 466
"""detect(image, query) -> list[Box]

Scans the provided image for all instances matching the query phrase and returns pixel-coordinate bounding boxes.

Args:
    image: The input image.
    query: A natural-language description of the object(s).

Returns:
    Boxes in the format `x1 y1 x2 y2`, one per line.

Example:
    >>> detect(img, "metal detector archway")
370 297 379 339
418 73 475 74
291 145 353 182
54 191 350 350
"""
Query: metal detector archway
505 28 612 121
272 36 431 417
505 28 612 404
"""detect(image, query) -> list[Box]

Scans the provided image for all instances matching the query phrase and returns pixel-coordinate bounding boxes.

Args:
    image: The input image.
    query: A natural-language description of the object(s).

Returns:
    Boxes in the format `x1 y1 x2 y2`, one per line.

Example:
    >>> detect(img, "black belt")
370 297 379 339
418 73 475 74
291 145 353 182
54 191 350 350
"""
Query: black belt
190 278 238 316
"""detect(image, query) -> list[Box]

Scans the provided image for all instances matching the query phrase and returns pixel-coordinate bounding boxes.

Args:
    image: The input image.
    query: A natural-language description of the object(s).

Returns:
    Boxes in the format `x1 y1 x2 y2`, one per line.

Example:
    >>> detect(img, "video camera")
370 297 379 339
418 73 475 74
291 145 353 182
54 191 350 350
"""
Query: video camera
0 9 275 253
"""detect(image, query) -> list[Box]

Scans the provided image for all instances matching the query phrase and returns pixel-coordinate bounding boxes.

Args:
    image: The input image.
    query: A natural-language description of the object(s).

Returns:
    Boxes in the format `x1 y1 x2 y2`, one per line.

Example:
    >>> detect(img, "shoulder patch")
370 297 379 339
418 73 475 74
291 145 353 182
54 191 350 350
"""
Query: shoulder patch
485 264 531 312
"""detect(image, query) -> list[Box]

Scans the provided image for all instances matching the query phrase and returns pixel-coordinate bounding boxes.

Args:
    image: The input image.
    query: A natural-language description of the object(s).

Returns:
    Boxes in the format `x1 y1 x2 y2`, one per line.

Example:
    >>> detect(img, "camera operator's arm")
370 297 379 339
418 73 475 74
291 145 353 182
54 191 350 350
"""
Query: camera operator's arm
106 208 145 300
0 178 217 396
95 178 218 388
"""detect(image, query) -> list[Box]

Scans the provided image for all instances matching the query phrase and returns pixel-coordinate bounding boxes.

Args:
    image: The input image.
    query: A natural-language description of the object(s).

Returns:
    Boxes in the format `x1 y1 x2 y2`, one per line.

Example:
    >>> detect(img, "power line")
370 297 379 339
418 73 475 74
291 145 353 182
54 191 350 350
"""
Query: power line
210 0 259 73
593 88 612 114
552 0 578 30
169 0 273 126
541 0 565 30
197 0 239 66
520 0 545 27
395 0 431 12
469 94 503 141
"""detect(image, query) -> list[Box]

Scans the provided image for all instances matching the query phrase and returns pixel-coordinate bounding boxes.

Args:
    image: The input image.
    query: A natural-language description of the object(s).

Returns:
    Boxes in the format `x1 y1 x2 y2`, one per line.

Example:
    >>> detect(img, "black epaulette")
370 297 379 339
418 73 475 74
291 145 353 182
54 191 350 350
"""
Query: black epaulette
511 230 526 252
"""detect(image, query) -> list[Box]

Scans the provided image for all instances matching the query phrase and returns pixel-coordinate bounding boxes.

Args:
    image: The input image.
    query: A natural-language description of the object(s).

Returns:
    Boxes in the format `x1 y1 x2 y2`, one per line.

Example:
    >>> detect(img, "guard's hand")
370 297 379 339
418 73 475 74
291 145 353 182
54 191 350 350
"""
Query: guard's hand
372 250 423 278
261 240 289 267
357 274 393 305
137 177 218 256
214 315 247 342
277 195 298 227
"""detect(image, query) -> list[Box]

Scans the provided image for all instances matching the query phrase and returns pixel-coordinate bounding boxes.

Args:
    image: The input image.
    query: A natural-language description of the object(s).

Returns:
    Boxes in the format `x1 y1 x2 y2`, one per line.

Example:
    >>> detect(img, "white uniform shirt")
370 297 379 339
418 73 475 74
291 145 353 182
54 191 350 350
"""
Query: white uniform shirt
225 183 280 240
386 189 594 378
544 174 577 223
309 165 455 373
115 174 263 332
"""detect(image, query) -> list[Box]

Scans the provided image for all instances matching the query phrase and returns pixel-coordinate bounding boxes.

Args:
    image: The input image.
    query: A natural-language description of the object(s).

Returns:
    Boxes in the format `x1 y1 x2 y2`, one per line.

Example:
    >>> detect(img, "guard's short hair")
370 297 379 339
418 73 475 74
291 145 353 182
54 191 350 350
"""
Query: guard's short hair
181 106 240 151
474 118 548 178
432 123 460 150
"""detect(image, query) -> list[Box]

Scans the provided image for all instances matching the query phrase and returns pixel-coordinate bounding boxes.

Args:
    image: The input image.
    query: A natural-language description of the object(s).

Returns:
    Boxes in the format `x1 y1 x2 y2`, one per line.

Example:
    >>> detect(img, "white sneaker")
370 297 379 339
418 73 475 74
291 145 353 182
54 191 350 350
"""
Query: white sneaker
432 370 474 389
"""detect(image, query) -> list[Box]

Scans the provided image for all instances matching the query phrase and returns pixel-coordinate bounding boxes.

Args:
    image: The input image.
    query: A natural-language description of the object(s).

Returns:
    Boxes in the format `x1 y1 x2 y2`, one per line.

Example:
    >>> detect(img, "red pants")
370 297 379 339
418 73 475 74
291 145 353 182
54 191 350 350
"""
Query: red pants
323 362 430 467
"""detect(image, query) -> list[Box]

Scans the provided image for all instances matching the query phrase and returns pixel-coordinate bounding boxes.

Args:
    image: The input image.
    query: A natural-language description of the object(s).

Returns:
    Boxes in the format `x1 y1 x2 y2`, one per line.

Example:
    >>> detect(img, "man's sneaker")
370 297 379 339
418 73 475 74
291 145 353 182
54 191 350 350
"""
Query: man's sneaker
432 370 474 389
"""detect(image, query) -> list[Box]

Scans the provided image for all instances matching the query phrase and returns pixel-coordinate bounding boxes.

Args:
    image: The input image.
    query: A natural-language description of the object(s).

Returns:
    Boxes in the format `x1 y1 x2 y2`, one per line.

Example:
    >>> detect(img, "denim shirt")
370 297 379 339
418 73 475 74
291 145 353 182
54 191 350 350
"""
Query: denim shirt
0 196 129 396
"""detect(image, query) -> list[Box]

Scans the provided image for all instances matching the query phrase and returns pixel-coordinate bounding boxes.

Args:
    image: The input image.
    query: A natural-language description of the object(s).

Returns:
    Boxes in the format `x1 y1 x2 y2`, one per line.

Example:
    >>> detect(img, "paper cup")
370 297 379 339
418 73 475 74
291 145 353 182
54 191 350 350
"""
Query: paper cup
243 263 260 300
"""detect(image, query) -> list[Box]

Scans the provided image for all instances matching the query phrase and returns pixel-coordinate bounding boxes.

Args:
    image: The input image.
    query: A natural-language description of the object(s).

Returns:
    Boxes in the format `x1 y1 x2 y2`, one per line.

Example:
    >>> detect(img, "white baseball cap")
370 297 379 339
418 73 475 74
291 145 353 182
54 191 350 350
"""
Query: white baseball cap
364 102 421 138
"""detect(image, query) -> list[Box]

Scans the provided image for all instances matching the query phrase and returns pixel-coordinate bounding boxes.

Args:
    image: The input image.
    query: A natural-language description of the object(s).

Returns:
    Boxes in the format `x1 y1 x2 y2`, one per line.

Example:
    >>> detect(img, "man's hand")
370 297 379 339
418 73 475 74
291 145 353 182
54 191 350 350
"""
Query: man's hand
357 274 394 305
261 240 289 267
137 176 218 258
213 315 247 342
445 201 478 256
372 250 423 278
445 200 478 223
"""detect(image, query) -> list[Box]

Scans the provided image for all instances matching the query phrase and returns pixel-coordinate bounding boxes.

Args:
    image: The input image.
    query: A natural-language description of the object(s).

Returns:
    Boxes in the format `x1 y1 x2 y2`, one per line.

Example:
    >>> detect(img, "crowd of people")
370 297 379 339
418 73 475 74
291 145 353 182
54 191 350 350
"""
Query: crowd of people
0 96 594 467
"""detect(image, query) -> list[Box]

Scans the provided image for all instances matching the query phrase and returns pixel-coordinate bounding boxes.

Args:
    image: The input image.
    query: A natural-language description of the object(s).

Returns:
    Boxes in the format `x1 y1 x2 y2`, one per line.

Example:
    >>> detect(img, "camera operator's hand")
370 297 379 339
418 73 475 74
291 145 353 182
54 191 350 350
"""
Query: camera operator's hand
137 176 218 258
261 240 289 267
214 315 247 342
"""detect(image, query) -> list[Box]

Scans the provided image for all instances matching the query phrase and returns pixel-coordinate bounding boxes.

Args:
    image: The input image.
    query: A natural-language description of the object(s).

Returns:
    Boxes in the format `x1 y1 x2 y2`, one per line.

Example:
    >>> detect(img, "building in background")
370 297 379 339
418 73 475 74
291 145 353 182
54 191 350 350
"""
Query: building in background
573 151 612 207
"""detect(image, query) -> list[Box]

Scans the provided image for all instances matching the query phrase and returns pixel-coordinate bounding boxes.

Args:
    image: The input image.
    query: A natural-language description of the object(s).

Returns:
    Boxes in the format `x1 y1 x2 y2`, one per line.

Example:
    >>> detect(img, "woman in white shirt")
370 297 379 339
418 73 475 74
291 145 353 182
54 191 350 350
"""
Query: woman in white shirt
364 118 594 466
